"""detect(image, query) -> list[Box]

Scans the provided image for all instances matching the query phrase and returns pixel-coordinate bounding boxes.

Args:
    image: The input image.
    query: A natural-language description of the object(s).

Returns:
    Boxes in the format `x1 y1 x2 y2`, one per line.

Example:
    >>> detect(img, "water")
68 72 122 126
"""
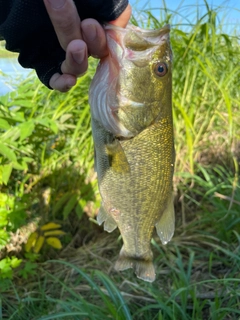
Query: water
0 57 32 95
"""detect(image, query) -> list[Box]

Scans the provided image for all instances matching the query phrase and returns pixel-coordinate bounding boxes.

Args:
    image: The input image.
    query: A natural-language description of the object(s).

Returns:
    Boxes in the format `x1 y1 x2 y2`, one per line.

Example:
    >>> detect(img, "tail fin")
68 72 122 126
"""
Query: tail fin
115 247 156 282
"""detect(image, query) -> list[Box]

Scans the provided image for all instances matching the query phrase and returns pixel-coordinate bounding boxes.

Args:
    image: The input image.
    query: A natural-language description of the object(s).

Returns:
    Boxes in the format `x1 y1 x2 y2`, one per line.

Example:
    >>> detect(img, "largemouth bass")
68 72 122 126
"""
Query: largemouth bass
89 24 174 282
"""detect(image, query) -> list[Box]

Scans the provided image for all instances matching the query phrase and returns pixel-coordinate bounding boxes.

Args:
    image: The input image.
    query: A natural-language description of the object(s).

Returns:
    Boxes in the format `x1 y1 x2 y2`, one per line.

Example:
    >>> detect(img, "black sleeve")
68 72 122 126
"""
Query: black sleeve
0 0 129 88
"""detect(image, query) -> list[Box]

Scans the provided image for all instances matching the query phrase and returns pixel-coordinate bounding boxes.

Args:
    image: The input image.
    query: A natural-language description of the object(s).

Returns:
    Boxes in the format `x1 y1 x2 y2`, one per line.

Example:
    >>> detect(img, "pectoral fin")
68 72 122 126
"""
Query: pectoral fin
155 192 175 245
97 205 117 233
97 205 107 225
106 139 130 173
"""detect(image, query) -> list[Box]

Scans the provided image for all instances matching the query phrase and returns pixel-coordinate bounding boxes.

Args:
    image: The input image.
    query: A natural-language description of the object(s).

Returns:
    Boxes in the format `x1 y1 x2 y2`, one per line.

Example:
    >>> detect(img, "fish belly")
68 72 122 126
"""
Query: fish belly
92 116 174 282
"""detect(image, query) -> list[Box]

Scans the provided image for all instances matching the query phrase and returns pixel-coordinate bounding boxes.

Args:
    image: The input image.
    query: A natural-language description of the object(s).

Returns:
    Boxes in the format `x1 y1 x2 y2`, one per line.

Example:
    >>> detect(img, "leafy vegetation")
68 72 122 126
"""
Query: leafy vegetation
0 41 17 58
0 1 239 319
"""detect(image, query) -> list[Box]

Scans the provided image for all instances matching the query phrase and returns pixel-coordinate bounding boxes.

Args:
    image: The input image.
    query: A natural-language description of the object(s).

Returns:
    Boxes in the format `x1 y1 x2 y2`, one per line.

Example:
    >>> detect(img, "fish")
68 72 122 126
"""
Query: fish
89 23 175 282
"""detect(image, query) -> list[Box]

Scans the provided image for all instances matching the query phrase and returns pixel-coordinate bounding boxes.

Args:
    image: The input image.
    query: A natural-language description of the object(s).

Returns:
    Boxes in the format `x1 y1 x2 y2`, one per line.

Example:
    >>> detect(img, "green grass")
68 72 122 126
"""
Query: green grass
0 1 240 319
0 41 17 58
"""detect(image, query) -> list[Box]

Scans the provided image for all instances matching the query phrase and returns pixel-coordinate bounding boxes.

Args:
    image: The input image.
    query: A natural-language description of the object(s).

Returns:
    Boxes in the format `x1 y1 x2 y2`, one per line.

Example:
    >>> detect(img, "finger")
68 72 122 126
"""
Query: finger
43 0 82 50
81 19 108 59
61 39 88 76
49 73 77 92
110 4 132 28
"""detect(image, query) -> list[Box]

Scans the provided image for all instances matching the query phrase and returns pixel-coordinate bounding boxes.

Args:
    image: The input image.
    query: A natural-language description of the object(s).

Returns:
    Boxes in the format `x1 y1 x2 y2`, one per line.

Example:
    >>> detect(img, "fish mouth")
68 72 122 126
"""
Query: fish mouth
105 23 171 36
105 23 170 60
127 24 171 37
105 23 171 49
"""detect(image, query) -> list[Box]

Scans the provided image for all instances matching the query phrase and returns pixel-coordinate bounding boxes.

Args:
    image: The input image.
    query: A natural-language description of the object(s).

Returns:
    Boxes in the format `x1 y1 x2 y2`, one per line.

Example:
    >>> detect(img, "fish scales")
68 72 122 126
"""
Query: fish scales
89 24 175 282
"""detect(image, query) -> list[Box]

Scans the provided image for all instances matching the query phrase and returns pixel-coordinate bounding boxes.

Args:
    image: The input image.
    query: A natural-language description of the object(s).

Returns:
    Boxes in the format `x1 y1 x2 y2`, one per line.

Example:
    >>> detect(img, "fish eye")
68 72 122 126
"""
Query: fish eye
154 62 168 77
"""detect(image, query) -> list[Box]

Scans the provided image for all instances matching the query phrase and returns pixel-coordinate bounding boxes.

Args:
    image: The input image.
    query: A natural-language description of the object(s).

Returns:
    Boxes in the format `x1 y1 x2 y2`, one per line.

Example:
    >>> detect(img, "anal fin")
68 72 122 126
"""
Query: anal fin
97 205 107 225
97 205 117 233
155 192 175 245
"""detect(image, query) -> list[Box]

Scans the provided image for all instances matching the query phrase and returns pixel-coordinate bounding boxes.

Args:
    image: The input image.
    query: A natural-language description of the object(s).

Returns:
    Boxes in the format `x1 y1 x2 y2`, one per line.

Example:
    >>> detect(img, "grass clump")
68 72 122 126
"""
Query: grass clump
0 1 240 319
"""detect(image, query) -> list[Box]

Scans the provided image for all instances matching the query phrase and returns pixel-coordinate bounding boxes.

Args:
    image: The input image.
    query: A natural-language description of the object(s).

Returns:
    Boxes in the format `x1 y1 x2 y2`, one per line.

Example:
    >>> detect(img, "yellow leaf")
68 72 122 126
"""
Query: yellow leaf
33 235 45 253
46 237 62 249
25 232 38 252
44 230 66 237
40 222 61 231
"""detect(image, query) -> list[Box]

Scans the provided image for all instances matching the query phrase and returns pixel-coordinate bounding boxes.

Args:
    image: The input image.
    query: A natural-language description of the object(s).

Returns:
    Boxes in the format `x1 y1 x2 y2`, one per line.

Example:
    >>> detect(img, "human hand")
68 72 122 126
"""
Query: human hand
43 0 131 92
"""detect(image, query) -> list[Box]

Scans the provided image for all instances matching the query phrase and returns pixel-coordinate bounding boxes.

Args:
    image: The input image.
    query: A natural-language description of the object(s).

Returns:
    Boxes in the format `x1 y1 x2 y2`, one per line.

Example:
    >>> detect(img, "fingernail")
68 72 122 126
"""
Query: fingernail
86 24 97 41
47 0 65 9
73 49 86 64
